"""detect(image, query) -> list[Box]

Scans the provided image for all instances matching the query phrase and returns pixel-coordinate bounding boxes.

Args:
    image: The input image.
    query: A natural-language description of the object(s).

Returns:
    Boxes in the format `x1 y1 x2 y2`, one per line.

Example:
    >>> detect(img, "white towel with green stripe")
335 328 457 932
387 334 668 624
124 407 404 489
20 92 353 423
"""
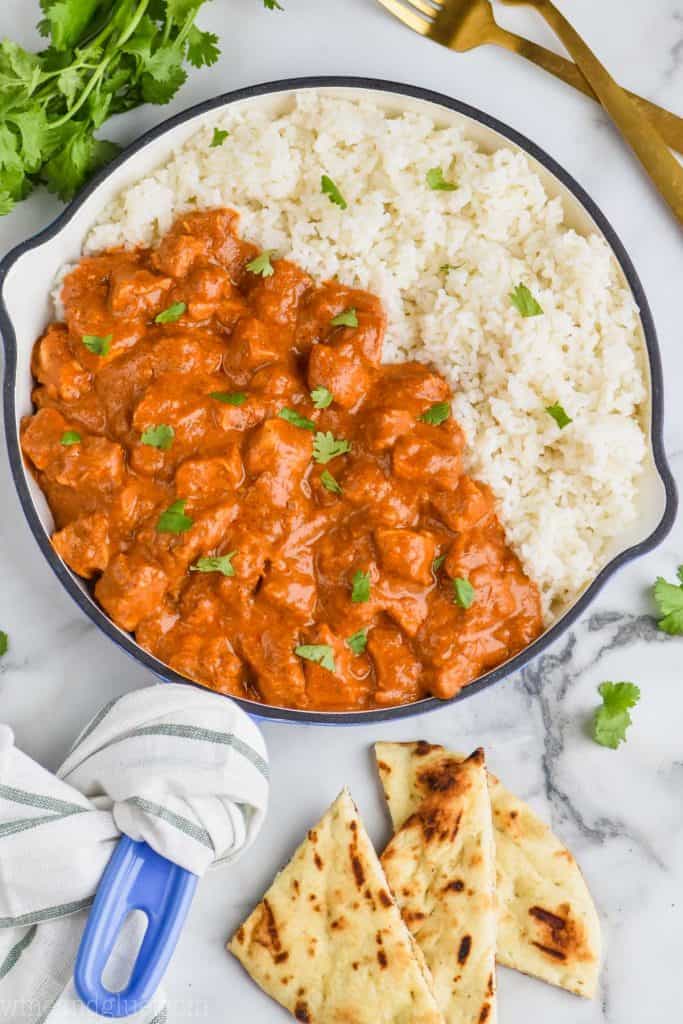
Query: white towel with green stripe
0 684 269 1023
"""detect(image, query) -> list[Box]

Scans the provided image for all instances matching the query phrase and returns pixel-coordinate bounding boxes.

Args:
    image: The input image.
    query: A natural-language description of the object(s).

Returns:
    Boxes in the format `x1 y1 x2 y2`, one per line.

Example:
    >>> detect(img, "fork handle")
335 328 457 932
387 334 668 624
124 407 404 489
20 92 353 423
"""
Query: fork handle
510 0 683 226
490 27 683 158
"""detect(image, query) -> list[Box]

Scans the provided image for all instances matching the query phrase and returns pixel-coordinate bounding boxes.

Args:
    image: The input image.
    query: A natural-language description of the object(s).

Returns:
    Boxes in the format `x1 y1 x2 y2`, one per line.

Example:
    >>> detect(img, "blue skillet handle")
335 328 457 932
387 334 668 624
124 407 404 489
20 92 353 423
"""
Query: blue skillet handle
74 837 198 1018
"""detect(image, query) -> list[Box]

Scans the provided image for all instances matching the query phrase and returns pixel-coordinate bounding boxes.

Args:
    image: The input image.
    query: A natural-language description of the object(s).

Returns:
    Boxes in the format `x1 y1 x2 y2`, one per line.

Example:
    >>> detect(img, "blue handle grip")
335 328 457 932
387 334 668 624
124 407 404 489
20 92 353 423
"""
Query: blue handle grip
74 837 198 1018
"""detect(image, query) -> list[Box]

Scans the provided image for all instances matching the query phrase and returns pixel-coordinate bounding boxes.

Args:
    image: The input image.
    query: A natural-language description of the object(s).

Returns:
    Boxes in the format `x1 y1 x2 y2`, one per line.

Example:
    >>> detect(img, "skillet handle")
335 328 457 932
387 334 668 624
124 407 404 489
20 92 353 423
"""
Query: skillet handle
74 836 198 1018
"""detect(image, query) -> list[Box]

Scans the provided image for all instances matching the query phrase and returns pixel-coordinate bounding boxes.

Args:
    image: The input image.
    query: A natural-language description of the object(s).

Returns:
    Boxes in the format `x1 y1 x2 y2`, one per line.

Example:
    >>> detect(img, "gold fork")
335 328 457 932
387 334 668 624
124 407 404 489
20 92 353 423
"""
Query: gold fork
377 0 683 157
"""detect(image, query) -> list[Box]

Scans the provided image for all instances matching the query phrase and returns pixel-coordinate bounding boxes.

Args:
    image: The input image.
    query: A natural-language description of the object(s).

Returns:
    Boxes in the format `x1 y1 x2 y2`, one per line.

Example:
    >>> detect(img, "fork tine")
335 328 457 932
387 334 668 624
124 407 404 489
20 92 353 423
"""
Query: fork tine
376 0 432 34
404 0 440 14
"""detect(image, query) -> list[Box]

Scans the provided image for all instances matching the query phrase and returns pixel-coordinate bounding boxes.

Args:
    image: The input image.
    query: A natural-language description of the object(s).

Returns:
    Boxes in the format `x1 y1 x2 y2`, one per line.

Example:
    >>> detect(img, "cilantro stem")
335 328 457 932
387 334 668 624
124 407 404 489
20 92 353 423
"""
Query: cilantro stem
50 0 151 129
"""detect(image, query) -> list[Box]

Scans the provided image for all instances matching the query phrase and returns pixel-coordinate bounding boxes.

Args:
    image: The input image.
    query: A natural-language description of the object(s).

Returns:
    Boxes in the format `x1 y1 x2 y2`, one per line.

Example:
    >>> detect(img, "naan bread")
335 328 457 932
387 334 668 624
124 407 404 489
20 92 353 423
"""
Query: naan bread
375 741 601 999
228 788 445 1024
381 749 497 1024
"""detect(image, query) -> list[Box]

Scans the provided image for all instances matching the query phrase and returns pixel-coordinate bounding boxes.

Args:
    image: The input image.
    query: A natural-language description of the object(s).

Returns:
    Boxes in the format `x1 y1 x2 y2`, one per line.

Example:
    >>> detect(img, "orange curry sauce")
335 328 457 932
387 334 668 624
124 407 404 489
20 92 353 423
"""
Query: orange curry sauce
21 208 542 711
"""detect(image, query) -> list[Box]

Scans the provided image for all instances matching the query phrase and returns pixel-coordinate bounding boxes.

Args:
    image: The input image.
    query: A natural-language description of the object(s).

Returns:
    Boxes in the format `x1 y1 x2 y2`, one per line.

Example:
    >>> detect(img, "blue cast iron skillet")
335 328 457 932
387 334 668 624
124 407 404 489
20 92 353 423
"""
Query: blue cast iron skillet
0 77 677 727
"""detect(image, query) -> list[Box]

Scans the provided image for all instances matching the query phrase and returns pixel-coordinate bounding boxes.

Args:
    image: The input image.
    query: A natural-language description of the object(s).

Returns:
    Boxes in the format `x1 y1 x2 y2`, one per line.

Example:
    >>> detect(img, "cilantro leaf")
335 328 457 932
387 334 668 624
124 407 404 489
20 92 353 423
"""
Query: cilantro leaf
141 424 174 450
42 124 98 200
320 470 342 495
141 64 187 104
263 0 284 8
190 552 237 577
546 402 572 429
210 126 229 147
10 110 49 174
0 631 7 657
60 430 81 446
313 431 351 464
210 391 246 405
155 301 186 324
311 385 333 409
592 681 640 749
330 307 358 328
509 283 543 317
440 263 463 273
157 499 193 534
143 41 186 85
321 174 347 210
346 628 368 655
653 567 683 634
246 250 276 277
82 333 111 356
0 192 15 216
432 553 446 573
279 407 316 431
295 643 335 672
453 577 475 609
351 570 371 604
187 27 220 68
40 0 100 51
426 166 457 191
420 401 451 426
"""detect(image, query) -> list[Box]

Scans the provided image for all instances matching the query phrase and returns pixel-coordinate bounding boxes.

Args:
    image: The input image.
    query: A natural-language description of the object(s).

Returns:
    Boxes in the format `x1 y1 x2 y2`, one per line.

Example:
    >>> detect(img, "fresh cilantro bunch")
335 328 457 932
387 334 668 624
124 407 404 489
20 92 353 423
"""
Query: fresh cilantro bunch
0 0 279 214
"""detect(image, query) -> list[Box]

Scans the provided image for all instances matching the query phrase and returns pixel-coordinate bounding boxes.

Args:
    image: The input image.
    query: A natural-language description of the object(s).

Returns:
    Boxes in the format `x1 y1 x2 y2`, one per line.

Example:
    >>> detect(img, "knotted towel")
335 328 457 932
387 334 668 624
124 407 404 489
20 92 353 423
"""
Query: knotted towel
0 684 269 1023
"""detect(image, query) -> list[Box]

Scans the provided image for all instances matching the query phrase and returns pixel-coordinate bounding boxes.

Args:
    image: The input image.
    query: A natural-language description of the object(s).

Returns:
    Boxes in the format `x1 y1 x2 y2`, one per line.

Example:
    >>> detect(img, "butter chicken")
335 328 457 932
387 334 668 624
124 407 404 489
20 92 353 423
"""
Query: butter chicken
21 209 542 710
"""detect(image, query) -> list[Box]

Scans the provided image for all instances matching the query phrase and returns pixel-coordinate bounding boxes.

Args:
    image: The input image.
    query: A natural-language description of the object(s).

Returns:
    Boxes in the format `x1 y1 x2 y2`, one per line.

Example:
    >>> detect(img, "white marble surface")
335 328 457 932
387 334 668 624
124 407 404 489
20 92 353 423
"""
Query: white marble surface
1 0 682 1021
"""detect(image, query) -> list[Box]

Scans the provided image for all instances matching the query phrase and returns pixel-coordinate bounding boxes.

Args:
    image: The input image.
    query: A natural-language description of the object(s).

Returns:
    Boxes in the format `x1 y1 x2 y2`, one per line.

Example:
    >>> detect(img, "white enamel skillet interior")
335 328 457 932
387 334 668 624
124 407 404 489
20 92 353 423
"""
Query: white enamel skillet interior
0 77 677 724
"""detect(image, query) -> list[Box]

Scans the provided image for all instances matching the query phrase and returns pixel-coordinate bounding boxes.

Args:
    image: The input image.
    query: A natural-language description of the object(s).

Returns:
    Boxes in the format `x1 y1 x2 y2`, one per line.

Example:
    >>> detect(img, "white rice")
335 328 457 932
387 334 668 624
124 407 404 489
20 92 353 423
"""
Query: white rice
79 93 647 620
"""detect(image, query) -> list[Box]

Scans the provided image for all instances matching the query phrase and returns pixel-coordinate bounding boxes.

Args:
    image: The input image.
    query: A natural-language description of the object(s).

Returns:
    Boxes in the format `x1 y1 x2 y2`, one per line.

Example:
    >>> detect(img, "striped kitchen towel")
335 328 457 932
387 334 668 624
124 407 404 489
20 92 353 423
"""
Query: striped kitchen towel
0 684 269 1023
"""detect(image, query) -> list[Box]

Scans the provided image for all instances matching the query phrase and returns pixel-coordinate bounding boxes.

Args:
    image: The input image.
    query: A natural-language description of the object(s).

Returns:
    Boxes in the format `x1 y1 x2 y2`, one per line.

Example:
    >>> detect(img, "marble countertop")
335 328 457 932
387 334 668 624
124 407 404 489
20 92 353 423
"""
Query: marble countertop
1 0 682 1020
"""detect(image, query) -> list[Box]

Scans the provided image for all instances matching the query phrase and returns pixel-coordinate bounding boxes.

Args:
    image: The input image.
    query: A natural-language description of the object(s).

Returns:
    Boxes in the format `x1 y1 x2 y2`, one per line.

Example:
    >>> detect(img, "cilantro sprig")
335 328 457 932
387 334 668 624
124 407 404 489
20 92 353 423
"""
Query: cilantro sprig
141 424 174 450
420 401 451 426
0 1 223 213
279 407 316 432
653 566 683 634
346 629 367 655
313 431 351 464
190 553 237 577
453 577 475 609
156 499 193 535
330 308 358 328
311 385 333 409
295 644 335 673
592 681 640 749
210 391 247 406
426 166 457 191
0 631 8 657
320 469 342 495
210 127 229 147
155 302 186 324
510 284 543 317
82 334 111 356
351 570 371 604
246 250 276 278
321 174 347 210
546 402 572 429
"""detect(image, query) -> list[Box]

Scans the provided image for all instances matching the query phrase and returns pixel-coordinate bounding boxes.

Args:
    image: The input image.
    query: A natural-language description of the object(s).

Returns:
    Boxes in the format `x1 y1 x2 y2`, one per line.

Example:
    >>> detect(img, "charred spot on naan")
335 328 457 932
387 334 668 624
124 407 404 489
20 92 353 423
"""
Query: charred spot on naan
294 998 311 1022
529 903 594 964
457 934 472 964
415 747 484 797
414 740 444 757
238 897 290 965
